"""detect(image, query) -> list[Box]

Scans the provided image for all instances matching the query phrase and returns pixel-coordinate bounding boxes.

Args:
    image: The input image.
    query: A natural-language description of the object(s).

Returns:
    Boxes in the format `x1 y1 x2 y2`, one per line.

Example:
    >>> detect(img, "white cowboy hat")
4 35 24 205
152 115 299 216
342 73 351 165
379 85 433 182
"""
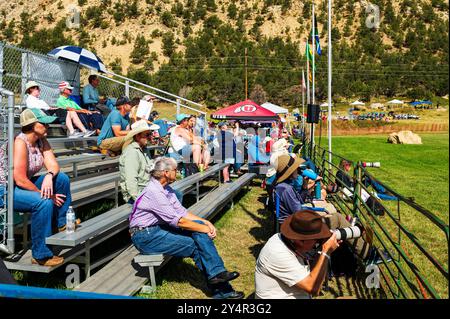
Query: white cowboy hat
126 120 160 139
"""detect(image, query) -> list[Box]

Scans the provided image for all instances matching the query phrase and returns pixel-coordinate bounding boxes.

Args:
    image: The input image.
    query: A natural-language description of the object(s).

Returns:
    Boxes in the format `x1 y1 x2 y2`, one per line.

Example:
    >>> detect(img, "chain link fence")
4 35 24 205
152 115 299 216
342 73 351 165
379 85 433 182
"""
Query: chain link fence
0 41 81 108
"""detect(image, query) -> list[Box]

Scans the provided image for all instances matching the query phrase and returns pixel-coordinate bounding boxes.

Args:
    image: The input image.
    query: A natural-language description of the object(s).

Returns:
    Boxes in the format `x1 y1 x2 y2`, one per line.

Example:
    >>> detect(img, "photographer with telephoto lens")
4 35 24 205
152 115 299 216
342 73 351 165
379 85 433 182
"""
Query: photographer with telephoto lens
255 210 340 299
273 155 373 262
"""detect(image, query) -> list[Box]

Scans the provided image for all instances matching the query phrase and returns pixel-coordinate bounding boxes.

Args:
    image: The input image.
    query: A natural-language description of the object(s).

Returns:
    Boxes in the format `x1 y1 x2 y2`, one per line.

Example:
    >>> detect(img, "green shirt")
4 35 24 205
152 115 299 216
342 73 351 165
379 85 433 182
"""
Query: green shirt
119 141 153 202
56 95 83 110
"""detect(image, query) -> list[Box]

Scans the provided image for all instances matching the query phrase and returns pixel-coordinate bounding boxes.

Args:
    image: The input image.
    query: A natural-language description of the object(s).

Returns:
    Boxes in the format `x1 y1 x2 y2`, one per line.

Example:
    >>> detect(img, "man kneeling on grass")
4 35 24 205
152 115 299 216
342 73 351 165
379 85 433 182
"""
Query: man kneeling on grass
129 157 244 299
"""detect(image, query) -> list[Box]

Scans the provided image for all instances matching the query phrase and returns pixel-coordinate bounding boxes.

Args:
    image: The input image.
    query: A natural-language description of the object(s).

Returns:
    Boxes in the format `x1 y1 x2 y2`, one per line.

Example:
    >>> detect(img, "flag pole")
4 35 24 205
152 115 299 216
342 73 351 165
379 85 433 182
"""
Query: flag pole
327 0 332 168
306 41 310 141
302 68 305 129
310 3 316 159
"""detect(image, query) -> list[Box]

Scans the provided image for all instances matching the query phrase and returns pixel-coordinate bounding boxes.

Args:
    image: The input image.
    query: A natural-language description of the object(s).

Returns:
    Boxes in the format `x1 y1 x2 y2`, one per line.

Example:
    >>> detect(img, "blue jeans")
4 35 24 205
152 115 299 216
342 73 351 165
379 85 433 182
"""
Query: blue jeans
13 172 72 260
131 220 236 296
131 221 226 280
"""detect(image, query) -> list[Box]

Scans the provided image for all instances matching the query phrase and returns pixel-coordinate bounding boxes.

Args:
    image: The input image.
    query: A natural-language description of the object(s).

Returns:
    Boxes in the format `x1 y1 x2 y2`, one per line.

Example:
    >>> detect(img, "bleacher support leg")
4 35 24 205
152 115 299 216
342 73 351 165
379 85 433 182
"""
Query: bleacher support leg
22 214 29 249
73 163 78 178
84 240 91 278
141 266 157 294
196 182 199 202
114 180 119 207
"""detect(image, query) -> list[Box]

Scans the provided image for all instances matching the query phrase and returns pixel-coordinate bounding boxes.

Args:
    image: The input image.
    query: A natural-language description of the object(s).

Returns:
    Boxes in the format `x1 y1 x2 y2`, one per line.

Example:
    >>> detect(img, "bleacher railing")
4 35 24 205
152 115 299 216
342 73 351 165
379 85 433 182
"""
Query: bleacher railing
303 142 449 299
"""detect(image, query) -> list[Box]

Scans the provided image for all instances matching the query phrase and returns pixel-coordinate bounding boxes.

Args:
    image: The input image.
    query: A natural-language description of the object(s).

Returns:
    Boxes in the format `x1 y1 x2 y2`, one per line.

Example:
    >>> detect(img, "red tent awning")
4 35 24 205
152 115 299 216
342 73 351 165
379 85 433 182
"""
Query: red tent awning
211 100 279 121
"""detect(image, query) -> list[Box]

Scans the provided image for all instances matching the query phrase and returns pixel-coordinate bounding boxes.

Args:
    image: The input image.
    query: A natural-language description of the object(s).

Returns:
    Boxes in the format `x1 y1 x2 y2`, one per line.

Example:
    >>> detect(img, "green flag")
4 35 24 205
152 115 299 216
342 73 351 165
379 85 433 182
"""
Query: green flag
305 41 315 72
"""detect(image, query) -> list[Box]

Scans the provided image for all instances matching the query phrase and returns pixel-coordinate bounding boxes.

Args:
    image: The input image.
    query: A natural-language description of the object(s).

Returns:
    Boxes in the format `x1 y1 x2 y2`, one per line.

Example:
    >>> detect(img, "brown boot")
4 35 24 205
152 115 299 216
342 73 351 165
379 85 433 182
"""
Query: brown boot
32 256 64 267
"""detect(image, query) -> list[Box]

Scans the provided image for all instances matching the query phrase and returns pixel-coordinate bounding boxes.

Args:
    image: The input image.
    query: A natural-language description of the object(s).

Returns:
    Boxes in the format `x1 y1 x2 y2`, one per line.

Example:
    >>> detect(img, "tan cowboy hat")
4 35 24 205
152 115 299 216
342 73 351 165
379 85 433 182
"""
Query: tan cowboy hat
280 210 332 241
126 120 160 140
275 154 305 183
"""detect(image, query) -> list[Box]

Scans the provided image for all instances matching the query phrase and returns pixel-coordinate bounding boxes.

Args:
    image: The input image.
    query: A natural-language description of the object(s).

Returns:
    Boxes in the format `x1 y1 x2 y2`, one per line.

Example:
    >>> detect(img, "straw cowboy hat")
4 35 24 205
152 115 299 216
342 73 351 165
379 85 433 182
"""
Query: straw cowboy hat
126 120 160 140
275 154 305 183
280 210 332 241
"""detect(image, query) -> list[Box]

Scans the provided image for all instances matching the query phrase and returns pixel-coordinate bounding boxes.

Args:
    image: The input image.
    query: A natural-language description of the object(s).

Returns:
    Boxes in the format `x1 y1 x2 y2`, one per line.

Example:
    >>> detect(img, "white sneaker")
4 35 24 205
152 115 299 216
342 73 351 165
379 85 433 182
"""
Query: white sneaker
83 130 96 138
68 131 84 138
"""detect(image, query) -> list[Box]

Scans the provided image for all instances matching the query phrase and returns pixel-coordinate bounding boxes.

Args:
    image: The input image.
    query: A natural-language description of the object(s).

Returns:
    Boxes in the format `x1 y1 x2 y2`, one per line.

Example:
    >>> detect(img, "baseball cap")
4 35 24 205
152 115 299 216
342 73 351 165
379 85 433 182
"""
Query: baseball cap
58 81 74 91
176 114 190 123
218 121 228 128
20 108 57 127
116 96 131 107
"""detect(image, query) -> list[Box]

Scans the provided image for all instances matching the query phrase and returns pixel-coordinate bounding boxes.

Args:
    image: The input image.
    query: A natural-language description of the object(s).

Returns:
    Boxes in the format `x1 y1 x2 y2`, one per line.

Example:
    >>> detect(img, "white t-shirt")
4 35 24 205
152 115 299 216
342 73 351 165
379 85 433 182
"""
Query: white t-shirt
255 234 311 299
26 95 50 110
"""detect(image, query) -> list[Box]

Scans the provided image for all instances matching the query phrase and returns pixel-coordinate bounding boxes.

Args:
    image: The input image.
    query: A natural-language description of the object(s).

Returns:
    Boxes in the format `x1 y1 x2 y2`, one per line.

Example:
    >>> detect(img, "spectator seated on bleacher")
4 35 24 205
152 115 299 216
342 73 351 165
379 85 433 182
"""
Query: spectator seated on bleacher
0 109 79 267
272 155 372 261
97 96 132 156
129 157 244 299
188 115 211 171
24 81 64 119
119 120 159 205
255 210 340 299
169 114 204 175
150 110 169 138
56 81 100 137
82 75 112 117
265 138 294 211
214 121 236 183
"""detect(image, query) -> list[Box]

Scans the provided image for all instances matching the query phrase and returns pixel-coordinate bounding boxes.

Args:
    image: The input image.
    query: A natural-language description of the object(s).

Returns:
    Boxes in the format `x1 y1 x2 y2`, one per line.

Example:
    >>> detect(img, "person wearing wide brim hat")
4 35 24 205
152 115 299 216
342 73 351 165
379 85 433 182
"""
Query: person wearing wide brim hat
24 81 56 112
255 210 339 299
4 108 76 267
273 154 373 261
119 120 159 204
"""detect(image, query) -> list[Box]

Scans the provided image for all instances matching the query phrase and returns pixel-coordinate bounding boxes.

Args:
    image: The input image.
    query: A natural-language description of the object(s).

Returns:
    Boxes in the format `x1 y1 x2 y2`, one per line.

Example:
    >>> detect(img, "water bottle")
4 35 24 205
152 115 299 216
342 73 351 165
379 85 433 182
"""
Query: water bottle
66 206 76 234
315 181 321 199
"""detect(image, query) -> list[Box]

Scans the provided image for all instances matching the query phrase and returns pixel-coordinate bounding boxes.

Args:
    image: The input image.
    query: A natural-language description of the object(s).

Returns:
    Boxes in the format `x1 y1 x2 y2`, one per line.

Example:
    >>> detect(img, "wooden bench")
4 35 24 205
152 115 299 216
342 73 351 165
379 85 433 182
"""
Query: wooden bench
134 173 256 293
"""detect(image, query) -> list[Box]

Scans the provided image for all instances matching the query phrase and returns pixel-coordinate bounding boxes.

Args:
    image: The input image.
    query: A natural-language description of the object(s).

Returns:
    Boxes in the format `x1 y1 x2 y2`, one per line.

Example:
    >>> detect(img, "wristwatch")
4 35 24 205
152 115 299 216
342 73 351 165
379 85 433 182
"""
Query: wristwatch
47 171 55 179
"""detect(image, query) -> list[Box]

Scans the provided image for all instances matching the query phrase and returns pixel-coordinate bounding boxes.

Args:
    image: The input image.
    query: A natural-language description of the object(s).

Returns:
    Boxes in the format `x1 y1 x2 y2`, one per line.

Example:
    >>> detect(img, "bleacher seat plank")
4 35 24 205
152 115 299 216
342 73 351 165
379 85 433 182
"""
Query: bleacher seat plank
46 204 132 247
171 163 227 193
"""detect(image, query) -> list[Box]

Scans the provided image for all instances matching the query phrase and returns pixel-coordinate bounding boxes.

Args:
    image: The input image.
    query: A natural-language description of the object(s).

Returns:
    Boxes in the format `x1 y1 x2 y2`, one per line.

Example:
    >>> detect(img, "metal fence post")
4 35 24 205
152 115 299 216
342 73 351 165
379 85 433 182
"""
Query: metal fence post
176 99 180 116
125 80 129 98
353 162 361 218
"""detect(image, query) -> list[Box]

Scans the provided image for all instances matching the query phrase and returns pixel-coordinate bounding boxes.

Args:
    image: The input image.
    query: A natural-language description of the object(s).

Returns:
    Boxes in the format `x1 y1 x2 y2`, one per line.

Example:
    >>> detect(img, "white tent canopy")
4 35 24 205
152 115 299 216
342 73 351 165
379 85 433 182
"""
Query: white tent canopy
261 102 288 114
387 99 404 104
350 100 365 106
320 102 330 107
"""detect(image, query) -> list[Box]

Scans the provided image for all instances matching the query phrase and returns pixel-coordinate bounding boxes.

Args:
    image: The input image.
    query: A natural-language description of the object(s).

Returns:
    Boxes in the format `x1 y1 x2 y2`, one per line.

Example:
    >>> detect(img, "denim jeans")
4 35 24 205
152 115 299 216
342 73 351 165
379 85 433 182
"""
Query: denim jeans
13 172 72 260
131 221 226 280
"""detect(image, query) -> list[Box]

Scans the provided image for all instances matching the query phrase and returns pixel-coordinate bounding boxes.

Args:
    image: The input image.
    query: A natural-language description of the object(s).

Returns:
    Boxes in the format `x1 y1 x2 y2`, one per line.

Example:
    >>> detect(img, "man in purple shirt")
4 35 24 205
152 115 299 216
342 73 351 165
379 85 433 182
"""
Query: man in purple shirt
129 157 244 299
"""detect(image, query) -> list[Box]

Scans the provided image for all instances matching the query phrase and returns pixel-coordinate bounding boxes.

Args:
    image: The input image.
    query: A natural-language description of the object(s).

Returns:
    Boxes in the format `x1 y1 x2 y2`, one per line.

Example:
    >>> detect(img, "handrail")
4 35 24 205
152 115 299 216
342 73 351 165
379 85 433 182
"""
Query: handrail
104 71 204 109
97 73 206 115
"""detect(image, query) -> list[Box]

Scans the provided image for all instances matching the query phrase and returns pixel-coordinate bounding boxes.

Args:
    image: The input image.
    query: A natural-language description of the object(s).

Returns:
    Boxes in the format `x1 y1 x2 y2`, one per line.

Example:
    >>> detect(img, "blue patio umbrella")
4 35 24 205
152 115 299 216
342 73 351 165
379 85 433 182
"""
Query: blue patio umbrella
48 46 107 73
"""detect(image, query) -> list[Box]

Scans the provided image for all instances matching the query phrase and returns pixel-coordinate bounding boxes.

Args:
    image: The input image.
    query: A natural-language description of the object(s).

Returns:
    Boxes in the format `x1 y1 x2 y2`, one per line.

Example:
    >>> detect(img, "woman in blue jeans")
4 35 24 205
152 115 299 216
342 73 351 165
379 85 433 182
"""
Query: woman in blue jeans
10 109 74 266
129 157 244 299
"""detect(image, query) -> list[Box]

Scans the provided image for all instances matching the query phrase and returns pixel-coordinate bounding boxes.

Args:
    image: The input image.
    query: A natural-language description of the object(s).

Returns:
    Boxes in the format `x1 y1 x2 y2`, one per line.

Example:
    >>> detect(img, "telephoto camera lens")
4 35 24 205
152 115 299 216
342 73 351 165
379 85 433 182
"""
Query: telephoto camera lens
362 162 381 168
332 225 363 240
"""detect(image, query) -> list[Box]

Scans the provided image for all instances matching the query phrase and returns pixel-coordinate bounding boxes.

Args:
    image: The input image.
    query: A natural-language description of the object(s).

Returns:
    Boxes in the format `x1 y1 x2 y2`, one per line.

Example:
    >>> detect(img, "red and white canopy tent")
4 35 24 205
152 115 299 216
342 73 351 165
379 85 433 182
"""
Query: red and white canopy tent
211 100 279 122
